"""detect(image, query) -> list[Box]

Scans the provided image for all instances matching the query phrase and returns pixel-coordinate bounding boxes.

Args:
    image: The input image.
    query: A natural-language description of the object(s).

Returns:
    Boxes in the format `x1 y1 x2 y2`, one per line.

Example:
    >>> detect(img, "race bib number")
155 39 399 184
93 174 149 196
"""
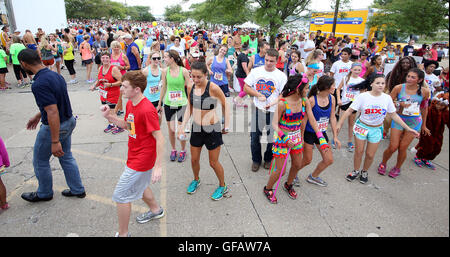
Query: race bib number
317 117 329 132
99 89 107 99
169 90 183 103
353 123 369 137
214 72 223 81
402 101 420 116
126 113 136 139
149 86 159 95
287 130 302 144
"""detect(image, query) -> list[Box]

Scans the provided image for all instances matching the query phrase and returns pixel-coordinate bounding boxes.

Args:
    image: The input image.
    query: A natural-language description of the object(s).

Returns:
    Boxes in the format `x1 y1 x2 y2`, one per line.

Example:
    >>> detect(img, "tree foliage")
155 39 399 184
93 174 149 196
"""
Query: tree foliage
164 4 188 23
367 0 449 37
253 0 311 47
188 0 253 27
65 0 155 21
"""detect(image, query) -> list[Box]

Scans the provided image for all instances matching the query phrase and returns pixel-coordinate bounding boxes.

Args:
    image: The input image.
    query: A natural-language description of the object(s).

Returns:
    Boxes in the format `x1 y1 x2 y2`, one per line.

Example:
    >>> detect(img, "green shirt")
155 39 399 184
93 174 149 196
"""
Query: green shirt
9 43 26 65
164 67 187 107
248 38 258 57
0 49 7 68
241 35 250 44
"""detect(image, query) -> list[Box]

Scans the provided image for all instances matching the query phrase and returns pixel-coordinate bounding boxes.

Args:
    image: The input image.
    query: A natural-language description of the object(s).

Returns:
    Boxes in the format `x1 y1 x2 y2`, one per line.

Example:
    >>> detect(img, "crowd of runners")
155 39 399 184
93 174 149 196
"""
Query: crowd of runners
0 19 449 237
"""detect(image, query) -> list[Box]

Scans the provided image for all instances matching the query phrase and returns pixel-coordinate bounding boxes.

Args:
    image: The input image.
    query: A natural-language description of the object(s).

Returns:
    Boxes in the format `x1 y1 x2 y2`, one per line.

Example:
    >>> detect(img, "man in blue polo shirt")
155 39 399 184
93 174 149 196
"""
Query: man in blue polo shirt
18 49 86 202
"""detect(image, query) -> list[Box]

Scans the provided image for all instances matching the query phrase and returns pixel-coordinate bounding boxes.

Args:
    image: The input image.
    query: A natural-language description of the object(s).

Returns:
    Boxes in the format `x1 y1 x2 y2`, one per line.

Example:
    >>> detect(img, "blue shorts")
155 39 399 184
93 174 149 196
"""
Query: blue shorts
391 114 422 132
353 119 383 143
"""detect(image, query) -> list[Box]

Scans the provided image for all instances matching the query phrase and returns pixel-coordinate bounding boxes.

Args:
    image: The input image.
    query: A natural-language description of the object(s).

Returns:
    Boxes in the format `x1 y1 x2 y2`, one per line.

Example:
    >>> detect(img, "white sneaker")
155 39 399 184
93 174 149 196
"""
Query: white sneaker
114 232 131 237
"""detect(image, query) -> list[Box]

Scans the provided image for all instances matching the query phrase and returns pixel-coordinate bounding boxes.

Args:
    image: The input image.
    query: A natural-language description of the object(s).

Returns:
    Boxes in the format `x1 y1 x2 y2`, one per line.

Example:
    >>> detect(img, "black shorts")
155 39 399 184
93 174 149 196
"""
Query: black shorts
190 123 223 150
101 101 116 109
218 84 230 97
304 131 329 145
0 67 8 74
94 54 101 65
82 59 93 65
164 105 186 123
340 102 357 113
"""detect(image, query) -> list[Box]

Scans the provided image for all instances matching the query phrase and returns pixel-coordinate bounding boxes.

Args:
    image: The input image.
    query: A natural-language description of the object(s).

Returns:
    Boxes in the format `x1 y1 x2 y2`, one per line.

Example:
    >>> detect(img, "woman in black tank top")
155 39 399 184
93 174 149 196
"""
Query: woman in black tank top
179 61 231 201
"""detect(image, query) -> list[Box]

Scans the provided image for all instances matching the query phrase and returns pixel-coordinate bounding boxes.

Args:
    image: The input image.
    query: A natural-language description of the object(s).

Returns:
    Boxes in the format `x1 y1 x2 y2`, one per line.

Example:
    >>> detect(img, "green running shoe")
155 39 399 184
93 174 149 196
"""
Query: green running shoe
211 185 228 201
187 179 201 194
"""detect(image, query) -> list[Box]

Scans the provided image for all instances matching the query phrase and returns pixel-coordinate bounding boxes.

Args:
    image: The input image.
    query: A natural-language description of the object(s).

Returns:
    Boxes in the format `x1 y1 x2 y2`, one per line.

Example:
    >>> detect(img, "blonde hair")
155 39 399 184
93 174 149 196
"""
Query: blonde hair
110 40 122 49
39 36 49 49
305 49 323 66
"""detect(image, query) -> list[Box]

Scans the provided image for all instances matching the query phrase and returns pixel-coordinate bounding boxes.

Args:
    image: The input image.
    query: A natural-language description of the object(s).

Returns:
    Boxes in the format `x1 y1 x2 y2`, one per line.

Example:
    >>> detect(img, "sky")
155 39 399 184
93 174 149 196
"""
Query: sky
113 0 374 16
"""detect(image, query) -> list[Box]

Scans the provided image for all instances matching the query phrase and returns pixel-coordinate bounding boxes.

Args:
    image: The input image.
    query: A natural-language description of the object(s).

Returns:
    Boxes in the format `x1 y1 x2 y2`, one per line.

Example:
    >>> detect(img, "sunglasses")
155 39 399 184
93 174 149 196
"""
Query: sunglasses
152 57 161 60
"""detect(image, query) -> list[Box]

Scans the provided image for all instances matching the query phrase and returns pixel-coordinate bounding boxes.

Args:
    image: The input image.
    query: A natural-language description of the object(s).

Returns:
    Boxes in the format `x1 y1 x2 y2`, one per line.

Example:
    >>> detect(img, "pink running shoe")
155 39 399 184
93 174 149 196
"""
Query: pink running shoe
377 163 387 176
388 167 401 178
1 203 9 210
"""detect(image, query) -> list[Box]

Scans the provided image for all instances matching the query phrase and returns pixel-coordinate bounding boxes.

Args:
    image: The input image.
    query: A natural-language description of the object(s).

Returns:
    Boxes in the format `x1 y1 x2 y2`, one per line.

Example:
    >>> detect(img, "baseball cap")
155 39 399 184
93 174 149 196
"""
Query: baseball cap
123 34 132 39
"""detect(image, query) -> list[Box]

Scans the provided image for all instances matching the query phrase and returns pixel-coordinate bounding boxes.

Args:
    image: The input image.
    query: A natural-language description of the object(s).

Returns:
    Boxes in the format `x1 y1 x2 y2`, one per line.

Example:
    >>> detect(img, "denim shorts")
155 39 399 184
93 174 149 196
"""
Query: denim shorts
112 166 152 204
353 119 383 143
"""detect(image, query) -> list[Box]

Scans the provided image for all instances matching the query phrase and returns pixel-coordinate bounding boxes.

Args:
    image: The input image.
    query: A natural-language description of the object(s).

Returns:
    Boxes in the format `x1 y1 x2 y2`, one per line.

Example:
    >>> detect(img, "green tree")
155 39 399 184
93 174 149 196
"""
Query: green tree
367 0 449 38
253 0 311 47
164 4 188 23
65 0 109 19
127 6 156 21
188 0 253 27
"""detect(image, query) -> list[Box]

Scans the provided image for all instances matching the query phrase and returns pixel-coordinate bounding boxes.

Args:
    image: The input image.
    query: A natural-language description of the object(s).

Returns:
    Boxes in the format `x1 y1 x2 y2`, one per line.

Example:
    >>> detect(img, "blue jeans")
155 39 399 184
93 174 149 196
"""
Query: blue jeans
33 116 85 198
250 106 274 164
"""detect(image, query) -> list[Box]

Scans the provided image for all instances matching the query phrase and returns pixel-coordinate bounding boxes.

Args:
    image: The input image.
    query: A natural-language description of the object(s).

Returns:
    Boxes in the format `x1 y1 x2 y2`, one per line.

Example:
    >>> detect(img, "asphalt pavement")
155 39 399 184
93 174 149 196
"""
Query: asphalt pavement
0 54 448 237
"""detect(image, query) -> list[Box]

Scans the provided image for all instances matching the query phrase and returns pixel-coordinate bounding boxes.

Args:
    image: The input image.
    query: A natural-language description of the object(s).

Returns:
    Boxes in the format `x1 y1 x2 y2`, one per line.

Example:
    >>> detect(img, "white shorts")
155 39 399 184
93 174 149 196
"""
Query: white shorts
112 165 152 204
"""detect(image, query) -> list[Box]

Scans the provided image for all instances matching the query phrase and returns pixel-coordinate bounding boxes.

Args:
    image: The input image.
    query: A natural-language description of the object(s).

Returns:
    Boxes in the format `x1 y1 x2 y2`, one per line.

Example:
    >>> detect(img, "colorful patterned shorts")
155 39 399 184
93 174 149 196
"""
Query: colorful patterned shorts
272 130 304 158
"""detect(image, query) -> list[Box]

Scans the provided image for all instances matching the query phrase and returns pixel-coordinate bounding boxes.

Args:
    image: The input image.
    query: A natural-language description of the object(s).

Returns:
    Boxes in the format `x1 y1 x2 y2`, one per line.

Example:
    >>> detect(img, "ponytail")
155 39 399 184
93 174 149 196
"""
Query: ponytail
168 49 185 68
408 68 425 96
308 75 334 98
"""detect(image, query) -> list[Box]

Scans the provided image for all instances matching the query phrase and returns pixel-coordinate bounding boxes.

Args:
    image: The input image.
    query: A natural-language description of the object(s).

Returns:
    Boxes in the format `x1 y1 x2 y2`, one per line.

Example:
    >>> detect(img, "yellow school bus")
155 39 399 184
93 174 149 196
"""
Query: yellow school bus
309 9 409 52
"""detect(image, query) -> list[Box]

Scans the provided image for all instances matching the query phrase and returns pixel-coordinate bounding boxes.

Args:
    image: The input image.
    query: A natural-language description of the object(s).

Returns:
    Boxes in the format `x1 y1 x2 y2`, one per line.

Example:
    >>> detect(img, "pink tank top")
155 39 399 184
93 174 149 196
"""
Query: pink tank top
359 60 368 78
111 52 126 75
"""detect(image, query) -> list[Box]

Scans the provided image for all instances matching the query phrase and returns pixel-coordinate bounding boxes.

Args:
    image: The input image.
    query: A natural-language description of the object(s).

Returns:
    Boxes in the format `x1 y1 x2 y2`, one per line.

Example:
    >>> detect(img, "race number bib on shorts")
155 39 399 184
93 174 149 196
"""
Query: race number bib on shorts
287 130 302 144
214 72 223 81
353 123 369 137
317 117 329 132
169 91 183 103
99 89 107 99
402 101 420 116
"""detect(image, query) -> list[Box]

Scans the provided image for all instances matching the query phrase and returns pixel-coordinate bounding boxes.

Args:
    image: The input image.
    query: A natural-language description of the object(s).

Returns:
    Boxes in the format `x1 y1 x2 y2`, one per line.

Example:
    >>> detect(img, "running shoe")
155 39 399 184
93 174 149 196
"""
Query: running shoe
104 124 115 133
170 150 177 162
136 207 165 224
178 151 186 162
413 156 424 168
112 126 124 134
347 142 355 153
359 171 368 184
306 174 328 187
293 176 301 187
263 186 277 204
283 182 297 199
0 165 5 176
388 167 401 178
346 170 360 182
211 185 228 201
187 179 201 194
383 132 389 139
331 139 336 149
422 159 436 170
114 232 131 237
377 163 387 176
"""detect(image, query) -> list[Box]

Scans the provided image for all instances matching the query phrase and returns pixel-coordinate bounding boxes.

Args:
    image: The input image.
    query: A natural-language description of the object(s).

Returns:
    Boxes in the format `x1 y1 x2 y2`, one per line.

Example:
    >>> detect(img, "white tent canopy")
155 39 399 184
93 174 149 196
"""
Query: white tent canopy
236 22 260 29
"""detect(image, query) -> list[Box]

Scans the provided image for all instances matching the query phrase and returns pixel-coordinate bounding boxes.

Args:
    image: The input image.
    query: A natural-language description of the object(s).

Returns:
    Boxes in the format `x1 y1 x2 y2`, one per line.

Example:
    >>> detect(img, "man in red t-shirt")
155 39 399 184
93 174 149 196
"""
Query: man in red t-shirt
101 71 165 237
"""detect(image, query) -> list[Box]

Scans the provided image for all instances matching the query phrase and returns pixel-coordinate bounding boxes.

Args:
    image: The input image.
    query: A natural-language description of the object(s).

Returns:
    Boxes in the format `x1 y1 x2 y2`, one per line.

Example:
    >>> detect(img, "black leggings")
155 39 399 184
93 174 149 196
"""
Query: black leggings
64 59 76 75
13 65 27 81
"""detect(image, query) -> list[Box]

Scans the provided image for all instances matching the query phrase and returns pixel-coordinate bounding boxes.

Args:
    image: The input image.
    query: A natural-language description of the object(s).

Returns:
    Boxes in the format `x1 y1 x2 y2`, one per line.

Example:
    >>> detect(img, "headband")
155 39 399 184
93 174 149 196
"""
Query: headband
351 62 362 68
295 73 309 90
307 63 320 70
